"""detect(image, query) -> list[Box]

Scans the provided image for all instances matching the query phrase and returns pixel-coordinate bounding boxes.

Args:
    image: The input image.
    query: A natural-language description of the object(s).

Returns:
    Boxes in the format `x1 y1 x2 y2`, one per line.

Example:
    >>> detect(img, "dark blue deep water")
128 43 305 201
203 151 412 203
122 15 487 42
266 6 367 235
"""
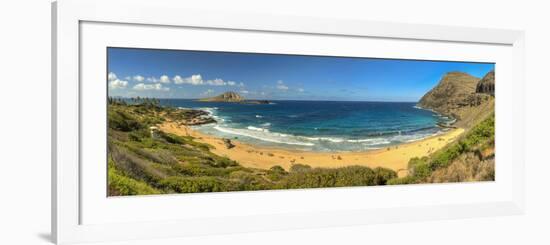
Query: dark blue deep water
158 99 451 152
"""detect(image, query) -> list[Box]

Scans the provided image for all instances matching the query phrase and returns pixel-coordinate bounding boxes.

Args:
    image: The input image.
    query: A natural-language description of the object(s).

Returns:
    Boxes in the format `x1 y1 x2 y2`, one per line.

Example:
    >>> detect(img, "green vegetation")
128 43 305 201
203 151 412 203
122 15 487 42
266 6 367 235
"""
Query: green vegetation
276 166 396 189
388 114 495 185
107 100 397 196
108 157 161 196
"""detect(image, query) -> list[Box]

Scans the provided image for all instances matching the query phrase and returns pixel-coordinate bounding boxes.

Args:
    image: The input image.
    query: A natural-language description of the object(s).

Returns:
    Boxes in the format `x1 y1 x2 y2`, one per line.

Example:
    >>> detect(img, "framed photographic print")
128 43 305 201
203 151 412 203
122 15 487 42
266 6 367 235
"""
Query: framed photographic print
52 0 525 244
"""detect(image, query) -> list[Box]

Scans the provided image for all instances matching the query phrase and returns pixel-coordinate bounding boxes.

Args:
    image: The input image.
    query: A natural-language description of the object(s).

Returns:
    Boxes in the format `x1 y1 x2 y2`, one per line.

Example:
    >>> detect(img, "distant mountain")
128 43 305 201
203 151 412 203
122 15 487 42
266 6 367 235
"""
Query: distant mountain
198 91 244 102
418 71 495 128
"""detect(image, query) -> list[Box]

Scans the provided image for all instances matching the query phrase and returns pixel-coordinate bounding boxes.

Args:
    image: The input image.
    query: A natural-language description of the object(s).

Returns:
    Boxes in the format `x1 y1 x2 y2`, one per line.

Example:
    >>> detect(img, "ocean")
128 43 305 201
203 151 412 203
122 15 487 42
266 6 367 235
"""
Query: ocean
158 99 452 152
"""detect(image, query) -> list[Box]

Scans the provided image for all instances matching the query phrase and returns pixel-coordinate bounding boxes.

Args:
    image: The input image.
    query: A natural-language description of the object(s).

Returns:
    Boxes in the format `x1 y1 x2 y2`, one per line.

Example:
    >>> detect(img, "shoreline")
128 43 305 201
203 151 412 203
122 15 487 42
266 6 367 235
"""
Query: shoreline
159 121 465 177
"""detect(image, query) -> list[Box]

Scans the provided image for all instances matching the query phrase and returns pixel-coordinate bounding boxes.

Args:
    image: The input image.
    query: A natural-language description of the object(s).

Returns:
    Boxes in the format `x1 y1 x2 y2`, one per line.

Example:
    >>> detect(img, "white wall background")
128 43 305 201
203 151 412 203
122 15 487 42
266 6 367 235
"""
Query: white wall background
0 0 548 244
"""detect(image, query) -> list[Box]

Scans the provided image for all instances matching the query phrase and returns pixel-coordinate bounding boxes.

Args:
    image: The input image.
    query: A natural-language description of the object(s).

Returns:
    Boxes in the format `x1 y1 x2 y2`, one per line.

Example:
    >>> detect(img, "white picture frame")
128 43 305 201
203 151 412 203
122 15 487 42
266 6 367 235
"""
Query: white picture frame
52 0 525 244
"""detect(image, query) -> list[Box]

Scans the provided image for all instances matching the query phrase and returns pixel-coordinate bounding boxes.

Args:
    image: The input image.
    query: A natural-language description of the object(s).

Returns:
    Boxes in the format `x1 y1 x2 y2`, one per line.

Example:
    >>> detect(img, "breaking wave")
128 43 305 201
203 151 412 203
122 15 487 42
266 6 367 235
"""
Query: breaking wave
198 123 443 151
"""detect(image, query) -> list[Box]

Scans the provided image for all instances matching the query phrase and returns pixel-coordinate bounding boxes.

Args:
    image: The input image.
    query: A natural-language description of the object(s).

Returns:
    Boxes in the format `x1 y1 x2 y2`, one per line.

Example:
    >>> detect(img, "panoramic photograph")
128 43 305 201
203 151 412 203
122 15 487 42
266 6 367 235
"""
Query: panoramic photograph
106 47 495 196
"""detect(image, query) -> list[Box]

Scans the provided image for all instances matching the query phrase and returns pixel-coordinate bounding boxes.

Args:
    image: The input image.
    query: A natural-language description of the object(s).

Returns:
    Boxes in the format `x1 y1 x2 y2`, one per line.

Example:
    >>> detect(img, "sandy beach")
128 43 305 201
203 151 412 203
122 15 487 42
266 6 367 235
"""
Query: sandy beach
159 122 464 177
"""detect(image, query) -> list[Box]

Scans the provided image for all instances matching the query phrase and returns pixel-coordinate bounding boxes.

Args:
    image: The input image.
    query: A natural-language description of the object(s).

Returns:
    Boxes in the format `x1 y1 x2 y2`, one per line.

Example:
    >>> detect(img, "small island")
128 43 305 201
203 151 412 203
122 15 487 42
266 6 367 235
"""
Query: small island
198 91 271 104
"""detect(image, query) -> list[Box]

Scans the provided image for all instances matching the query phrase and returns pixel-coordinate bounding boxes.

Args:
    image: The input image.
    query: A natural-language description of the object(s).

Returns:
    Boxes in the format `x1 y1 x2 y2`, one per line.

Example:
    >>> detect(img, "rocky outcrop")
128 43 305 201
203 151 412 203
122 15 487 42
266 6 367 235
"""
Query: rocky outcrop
198 91 244 102
417 71 495 128
171 109 217 126
222 138 235 149
476 70 495 96
181 116 217 126
241 100 271 105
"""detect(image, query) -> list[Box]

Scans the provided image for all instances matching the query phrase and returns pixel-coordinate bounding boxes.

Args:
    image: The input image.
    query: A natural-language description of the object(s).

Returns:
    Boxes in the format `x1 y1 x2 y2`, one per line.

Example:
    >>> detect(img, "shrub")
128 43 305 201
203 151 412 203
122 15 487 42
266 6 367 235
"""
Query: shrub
128 132 142 142
267 165 287 181
462 115 495 150
108 159 161 196
289 164 312 173
411 162 432 179
228 171 273 190
408 157 428 169
277 166 396 189
159 132 186 144
387 176 417 185
429 143 463 170
372 167 398 185
212 156 239 168
109 144 167 184
108 109 143 132
158 176 230 193
270 165 286 173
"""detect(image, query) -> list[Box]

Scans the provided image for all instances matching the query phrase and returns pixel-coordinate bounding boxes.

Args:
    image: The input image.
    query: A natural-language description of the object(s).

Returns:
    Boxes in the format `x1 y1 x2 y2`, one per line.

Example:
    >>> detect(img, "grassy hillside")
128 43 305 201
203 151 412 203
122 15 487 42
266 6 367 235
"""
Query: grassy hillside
107 99 397 196
388 114 495 185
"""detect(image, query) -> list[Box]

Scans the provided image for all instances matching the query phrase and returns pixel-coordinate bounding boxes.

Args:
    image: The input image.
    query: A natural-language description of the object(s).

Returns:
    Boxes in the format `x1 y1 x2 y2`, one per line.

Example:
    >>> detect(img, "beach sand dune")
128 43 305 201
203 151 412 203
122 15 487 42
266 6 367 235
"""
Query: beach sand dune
160 122 464 177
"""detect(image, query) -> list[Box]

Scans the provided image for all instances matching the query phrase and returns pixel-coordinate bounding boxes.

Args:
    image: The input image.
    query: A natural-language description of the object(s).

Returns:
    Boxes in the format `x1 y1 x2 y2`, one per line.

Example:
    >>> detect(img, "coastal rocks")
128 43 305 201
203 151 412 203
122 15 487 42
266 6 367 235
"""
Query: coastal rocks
241 100 271 104
183 117 216 126
173 109 217 126
223 138 235 149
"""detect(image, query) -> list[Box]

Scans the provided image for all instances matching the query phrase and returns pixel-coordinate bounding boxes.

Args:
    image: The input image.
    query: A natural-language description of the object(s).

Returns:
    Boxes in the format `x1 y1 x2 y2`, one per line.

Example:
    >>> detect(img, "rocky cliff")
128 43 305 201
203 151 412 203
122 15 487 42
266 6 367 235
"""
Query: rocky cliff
418 71 495 128
476 70 495 95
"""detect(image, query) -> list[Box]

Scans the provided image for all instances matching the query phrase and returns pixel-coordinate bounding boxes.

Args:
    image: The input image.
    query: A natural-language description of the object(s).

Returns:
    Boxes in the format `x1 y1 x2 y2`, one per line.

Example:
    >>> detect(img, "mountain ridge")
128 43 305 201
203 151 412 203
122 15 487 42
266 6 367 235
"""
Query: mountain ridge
417 71 495 128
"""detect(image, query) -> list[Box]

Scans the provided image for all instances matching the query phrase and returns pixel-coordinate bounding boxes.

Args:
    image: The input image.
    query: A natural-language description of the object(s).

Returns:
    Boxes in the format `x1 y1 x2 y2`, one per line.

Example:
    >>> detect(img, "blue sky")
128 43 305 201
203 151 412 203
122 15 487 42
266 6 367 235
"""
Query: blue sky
107 47 494 102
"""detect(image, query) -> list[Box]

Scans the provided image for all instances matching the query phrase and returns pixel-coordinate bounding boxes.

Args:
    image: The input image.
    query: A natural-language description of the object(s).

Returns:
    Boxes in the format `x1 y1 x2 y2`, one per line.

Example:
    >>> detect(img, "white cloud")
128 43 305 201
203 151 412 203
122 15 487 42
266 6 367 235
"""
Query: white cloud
146 77 159 83
109 79 128 89
107 72 128 89
132 75 145 82
240 90 249 94
276 80 289 91
297 88 305 92
144 75 172 84
108 72 118 81
189 75 204 85
173 74 204 85
136 73 244 87
171 74 244 87
206 78 226 86
172 75 184 84
133 83 169 91
201 89 215 96
159 75 171 84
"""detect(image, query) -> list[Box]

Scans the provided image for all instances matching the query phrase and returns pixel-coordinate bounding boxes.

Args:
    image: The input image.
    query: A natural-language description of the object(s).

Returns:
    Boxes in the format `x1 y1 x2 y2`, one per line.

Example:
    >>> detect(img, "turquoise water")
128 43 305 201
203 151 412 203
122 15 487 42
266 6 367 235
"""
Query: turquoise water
159 99 452 152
